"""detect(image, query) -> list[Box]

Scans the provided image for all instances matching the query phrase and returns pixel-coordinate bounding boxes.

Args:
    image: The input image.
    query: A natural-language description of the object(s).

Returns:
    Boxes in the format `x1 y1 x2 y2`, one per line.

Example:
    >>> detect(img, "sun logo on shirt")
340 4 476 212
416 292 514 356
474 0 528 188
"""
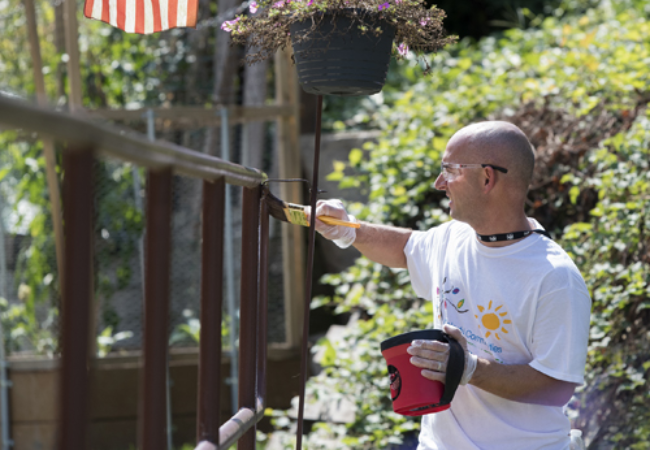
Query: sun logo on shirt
475 300 512 340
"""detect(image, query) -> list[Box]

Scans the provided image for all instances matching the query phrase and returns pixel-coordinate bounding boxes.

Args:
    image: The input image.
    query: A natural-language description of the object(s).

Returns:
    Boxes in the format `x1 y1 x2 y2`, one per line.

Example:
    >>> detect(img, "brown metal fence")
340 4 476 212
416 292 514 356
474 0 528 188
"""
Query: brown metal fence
0 94 270 450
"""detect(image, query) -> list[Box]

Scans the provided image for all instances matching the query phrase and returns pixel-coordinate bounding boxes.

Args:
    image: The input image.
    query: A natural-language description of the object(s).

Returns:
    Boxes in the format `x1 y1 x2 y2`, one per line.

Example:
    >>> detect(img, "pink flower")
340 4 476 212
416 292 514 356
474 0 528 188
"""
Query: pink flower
249 1 258 13
307 0 313 5
273 0 284 7
420 18 429 26
398 42 408 56
395 0 402 3
377 2 389 10
220 17 240 32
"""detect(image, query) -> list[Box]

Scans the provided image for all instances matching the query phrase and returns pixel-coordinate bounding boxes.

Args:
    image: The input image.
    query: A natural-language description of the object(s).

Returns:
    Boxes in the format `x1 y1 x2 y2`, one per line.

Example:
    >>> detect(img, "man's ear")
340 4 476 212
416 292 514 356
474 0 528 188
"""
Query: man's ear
482 166 497 193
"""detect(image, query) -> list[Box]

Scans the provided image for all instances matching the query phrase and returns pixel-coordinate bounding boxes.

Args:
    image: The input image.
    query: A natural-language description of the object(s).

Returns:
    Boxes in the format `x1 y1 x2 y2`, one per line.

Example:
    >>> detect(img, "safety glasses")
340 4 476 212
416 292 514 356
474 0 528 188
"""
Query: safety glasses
440 163 508 181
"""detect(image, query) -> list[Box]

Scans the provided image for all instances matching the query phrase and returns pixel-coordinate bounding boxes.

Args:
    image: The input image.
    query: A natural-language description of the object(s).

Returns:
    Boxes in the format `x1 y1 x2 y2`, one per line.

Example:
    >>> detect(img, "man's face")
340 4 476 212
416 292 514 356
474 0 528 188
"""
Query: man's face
434 140 484 224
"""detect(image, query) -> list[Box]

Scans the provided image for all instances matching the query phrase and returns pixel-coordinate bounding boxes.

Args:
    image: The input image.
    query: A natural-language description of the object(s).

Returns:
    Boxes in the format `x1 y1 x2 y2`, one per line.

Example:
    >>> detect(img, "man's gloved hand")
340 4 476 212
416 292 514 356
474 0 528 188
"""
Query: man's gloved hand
407 324 478 385
305 199 357 249
443 324 478 385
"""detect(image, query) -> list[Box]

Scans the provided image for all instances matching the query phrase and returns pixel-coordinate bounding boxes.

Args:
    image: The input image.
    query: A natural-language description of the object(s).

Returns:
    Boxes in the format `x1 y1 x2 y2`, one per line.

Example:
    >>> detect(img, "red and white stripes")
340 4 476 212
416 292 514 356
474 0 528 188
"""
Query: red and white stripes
84 0 198 34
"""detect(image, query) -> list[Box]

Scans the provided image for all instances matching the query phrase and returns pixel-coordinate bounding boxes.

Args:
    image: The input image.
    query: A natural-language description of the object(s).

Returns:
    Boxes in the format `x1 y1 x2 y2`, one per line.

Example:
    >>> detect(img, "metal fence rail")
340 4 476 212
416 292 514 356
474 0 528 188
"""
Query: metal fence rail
0 95 263 186
0 94 270 450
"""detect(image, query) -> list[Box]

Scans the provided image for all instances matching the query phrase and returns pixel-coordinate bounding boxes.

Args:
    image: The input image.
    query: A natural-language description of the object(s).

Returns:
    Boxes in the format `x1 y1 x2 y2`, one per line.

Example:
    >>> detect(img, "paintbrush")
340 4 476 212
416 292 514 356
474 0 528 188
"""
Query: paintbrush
262 186 360 229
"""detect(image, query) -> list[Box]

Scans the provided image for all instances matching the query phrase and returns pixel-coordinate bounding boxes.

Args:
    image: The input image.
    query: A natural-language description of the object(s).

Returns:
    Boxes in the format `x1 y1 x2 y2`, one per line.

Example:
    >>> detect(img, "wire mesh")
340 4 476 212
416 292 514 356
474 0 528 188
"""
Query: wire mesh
0 111 289 358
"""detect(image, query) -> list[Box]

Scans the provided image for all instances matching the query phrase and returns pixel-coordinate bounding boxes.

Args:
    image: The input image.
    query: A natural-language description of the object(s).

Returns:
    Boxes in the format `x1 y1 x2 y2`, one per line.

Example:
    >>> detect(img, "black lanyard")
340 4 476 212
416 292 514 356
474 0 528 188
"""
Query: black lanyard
476 229 550 243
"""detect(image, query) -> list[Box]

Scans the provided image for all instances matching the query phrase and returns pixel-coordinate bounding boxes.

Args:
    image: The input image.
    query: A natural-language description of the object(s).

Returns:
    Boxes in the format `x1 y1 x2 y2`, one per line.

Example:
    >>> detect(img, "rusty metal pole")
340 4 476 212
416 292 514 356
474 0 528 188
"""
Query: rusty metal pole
296 95 323 450
58 147 94 450
197 177 226 446
140 169 173 450
238 186 261 450
257 197 270 404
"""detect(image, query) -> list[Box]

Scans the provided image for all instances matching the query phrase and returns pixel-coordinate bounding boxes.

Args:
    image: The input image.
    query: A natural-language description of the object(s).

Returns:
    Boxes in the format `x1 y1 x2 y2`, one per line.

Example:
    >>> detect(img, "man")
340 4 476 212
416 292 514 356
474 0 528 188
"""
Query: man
309 121 591 449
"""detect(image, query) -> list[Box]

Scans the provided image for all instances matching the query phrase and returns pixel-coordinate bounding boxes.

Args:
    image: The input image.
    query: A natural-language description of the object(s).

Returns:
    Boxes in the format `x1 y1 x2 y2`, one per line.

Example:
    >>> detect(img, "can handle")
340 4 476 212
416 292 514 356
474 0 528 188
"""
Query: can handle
439 333 465 406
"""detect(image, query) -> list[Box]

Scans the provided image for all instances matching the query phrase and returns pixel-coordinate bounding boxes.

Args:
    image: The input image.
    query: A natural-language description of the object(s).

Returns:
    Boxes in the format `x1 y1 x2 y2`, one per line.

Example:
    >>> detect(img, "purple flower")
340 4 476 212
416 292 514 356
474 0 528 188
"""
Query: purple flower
307 0 313 5
249 1 258 13
220 17 240 32
273 0 284 7
420 17 429 26
378 2 390 10
398 42 408 56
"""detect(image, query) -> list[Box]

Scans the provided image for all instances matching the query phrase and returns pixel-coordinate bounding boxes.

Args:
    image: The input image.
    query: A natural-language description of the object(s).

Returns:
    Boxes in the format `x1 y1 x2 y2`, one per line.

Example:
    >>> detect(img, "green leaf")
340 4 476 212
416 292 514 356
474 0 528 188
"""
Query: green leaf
569 186 580 205
349 148 363 166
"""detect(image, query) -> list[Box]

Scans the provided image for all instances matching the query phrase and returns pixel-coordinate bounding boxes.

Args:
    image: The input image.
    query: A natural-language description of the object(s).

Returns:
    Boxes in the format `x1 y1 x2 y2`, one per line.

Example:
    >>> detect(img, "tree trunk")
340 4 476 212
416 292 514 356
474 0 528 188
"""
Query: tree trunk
54 3 66 100
214 0 242 105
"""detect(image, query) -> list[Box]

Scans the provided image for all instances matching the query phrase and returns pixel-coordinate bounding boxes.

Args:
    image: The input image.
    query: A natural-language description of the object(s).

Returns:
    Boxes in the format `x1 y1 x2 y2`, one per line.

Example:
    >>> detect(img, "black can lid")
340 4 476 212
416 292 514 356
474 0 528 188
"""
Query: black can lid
380 329 447 352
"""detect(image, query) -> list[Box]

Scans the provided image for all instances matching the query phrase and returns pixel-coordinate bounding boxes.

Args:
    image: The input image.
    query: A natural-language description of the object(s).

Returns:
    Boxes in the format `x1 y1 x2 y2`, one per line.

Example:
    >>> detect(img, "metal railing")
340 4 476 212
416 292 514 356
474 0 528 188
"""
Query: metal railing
0 94 271 450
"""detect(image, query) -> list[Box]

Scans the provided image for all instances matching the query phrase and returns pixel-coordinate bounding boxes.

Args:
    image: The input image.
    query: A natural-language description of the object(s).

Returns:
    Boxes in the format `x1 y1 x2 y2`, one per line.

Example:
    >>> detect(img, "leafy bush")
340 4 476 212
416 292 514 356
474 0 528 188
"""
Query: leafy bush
562 113 650 449
269 1 650 448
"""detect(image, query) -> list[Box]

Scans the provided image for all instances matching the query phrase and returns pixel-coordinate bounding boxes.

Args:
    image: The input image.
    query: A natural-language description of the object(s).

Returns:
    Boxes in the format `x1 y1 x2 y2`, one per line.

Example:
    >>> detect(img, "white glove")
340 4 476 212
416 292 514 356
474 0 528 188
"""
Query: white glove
443 324 478 385
305 199 357 249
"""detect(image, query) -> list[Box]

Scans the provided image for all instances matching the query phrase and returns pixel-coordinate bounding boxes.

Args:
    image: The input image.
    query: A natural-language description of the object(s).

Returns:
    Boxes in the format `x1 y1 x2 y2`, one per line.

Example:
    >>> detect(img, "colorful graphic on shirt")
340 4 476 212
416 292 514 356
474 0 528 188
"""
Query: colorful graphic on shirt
437 277 469 315
475 300 512 340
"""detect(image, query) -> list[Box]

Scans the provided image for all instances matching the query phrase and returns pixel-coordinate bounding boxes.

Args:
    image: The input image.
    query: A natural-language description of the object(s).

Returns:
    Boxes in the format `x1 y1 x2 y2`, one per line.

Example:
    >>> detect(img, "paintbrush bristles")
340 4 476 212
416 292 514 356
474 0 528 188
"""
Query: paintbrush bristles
263 188 293 223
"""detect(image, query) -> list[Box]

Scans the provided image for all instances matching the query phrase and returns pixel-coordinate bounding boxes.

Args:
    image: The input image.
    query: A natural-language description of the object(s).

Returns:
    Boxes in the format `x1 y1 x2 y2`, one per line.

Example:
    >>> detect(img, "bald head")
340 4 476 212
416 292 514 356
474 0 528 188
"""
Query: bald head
449 121 535 191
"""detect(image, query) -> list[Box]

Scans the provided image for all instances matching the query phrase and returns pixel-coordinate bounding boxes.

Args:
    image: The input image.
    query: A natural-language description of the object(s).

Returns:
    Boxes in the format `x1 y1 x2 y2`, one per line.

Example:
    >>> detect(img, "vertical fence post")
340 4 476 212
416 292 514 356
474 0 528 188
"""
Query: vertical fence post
274 48 304 349
140 168 173 450
257 199 270 404
144 108 174 450
197 177 226 446
238 186 261 450
58 148 94 450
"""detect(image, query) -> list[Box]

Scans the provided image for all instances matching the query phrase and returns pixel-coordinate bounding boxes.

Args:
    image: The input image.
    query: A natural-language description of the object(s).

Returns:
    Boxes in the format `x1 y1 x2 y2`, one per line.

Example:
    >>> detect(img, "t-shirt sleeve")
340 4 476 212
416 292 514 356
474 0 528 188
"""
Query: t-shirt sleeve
404 228 438 301
528 271 592 385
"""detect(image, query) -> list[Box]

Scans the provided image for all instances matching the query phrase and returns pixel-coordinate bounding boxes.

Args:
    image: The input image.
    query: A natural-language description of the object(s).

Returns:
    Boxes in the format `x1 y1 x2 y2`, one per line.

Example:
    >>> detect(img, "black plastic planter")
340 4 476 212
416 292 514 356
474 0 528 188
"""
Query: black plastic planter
289 12 395 96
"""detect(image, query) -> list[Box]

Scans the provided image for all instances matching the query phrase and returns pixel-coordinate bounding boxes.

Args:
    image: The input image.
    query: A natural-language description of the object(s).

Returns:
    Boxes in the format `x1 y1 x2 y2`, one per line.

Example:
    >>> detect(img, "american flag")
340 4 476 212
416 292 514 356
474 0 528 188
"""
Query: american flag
84 0 198 33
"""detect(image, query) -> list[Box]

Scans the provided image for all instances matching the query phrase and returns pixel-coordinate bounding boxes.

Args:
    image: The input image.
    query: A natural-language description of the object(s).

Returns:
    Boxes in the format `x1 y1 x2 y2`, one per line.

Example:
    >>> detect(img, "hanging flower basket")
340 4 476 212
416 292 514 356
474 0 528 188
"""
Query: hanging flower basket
289 12 395 96
225 0 456 95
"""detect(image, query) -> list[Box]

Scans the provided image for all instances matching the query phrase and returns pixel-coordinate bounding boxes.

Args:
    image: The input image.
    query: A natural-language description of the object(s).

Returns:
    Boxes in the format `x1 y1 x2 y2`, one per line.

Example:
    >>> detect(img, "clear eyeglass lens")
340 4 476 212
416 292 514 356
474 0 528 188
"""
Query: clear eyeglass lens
441 165 460 180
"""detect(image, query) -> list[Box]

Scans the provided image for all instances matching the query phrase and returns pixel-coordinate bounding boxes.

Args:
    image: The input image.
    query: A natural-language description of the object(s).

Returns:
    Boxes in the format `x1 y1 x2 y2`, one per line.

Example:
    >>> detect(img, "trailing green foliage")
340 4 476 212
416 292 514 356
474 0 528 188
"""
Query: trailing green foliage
270 1 650 448
562 113 650 449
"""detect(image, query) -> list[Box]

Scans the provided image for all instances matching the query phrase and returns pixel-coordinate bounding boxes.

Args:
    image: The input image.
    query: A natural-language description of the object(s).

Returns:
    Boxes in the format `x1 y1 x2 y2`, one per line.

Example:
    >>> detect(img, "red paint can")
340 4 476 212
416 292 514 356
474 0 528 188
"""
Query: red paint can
380 329 464 416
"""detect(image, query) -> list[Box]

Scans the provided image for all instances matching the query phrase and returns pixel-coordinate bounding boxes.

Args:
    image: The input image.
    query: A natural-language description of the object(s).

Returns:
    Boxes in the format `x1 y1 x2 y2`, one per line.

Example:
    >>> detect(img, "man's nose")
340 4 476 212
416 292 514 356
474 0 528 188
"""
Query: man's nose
434 173 447 191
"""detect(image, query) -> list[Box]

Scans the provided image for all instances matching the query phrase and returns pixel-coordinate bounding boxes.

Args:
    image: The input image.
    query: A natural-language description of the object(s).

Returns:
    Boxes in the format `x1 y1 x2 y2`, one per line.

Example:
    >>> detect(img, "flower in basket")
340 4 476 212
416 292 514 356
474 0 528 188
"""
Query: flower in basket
222 0 456 67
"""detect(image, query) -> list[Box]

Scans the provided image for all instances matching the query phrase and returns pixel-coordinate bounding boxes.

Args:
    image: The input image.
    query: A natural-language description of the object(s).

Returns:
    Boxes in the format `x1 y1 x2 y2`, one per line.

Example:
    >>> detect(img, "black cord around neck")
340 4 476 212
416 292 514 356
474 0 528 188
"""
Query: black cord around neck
476 229 550 243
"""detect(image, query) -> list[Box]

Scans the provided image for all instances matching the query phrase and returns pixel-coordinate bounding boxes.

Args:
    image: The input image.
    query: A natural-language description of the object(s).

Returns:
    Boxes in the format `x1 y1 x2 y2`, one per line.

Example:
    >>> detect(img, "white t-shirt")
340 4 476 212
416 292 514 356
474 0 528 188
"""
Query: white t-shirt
404 220 591 450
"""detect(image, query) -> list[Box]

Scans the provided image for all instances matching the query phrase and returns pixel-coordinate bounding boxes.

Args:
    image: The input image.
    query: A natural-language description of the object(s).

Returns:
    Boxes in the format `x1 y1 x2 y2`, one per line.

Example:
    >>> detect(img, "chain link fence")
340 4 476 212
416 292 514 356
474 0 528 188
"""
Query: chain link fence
0 115 289 359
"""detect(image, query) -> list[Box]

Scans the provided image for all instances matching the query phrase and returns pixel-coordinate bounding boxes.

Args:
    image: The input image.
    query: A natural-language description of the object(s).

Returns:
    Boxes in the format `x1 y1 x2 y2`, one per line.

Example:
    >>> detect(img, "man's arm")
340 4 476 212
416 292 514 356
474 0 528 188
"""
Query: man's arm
407 325 577 407
310 199 412 268
351 222 412 269
468 359 577 406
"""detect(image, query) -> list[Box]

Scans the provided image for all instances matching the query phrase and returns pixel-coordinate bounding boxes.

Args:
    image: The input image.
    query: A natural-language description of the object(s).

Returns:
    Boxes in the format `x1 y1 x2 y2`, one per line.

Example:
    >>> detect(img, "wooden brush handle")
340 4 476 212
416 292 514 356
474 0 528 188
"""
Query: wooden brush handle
317 215 361 228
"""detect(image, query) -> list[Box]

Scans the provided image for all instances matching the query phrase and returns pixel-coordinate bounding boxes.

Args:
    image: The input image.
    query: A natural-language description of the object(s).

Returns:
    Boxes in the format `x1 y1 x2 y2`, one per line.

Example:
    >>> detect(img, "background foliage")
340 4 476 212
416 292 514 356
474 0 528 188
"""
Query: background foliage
268 0 650 448
0 0 221 354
